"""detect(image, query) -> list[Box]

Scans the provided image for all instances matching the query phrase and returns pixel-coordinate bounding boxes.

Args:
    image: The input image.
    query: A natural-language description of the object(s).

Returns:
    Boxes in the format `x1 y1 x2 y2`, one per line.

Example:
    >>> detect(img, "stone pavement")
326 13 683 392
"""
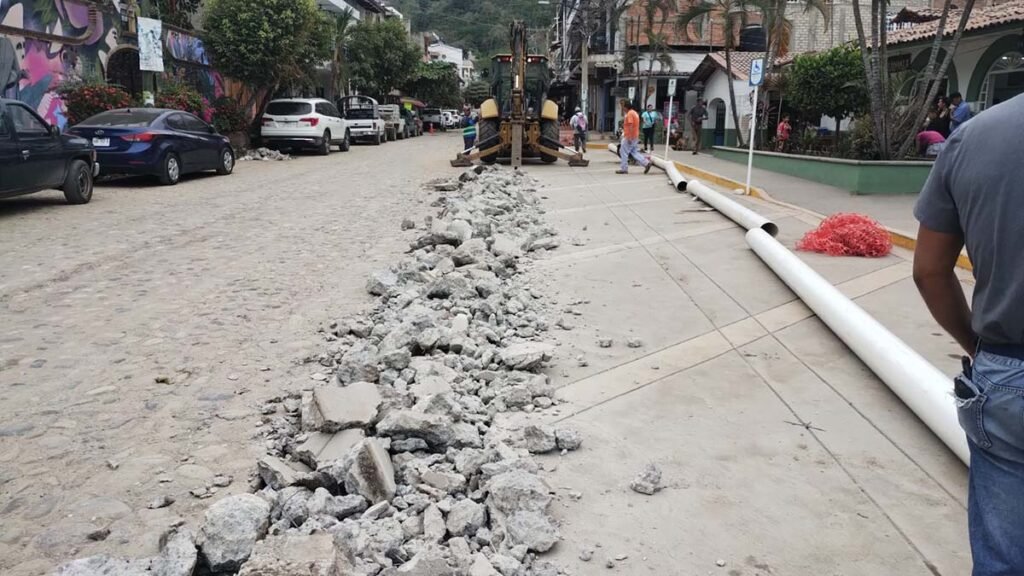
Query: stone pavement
521 150 973 574
666 149 923 236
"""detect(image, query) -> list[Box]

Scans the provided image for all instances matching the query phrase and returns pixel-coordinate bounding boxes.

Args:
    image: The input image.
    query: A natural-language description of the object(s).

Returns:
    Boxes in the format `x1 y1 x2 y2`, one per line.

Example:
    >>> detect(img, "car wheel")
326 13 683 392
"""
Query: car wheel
339 130 351 152
216 147 235 175
319 131 332 156
159 153 181 185
62 159 93 204
373 130 382 146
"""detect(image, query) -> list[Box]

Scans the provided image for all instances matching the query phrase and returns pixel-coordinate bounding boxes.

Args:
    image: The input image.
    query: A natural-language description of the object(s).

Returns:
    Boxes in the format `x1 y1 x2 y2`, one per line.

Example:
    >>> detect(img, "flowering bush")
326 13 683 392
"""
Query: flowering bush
58 82 133 125
156 82 212 122
211 96 248 134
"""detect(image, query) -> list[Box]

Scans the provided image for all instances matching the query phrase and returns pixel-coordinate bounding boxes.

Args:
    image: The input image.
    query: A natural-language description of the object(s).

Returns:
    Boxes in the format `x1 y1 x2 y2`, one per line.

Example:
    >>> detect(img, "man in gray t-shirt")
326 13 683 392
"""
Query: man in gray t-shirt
913 92 1024 574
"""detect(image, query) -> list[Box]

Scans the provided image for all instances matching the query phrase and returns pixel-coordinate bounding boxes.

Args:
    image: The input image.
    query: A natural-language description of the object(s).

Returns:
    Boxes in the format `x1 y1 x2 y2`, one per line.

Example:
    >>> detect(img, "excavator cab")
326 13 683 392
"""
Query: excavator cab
451 21 587 168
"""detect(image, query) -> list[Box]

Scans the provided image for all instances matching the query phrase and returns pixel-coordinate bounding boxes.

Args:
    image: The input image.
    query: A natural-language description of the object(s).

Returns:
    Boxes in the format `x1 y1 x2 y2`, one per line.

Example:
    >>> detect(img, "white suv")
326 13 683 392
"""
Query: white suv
261 98 350 155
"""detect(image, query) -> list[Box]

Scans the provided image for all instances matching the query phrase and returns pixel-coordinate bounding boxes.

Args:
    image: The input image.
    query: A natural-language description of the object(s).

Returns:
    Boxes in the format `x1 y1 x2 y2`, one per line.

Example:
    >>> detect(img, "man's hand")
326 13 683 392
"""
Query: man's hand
913 225 976 355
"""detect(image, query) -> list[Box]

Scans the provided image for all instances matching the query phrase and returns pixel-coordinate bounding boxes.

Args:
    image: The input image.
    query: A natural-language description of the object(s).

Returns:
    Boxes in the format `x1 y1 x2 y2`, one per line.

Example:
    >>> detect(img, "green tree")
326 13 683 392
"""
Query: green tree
204 0 332 116
462 80 491 107
348 19 423 99
788 46 869 146
159 0 202 29
404 61 461 108
621 0 675 111
677 0 760 146
328 9 357 100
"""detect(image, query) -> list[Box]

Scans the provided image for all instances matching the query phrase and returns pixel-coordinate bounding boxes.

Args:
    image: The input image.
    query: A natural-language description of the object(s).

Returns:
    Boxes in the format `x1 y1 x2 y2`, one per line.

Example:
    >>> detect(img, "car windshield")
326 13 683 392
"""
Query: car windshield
345 108 375 120
80 109 163 127
267 102 312 116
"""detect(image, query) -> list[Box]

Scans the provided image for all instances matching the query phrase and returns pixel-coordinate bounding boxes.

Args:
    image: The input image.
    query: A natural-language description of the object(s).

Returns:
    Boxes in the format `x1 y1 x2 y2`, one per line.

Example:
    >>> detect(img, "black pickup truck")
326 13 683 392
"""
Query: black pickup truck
0 98 97 205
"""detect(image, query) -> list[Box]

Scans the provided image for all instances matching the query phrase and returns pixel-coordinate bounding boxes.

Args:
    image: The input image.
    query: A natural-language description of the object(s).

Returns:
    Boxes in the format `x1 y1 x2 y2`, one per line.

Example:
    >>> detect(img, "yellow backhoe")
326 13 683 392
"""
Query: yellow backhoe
451 20 588 168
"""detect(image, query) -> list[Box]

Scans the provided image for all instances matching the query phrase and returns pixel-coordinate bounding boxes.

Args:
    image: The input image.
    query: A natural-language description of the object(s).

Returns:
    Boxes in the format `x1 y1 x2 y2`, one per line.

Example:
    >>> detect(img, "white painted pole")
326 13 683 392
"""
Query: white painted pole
664 93 674 160
745 84 759 196
746 228 969 465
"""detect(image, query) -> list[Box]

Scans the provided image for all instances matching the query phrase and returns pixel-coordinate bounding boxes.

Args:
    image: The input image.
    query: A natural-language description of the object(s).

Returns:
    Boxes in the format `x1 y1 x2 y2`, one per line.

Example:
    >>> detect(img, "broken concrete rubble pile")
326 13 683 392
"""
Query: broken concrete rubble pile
240 147 291 162
56 167 581 576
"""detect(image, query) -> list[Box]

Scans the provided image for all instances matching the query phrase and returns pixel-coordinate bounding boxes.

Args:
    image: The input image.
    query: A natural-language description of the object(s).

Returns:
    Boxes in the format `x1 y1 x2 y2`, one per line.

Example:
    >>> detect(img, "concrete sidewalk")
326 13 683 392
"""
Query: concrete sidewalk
522 152 971 575
666 149 922 237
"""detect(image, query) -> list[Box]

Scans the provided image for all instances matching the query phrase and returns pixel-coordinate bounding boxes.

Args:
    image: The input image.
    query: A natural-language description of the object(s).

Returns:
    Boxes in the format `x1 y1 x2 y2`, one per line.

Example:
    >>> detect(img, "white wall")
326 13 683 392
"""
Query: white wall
702 69 753 130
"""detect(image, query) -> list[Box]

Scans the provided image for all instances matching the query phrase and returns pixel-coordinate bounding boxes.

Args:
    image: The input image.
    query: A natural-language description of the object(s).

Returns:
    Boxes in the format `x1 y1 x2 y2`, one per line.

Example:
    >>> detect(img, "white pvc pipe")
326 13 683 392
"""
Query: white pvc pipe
608 144 774 234
607 144 686 192
746 228 969 465
650 156 687 192
688 179 778 237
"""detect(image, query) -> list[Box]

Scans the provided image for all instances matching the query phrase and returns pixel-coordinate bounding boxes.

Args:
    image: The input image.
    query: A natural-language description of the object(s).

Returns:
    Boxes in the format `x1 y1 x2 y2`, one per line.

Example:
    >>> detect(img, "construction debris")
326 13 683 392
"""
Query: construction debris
57 167 579 576
629 463 663 496
240 147 291 161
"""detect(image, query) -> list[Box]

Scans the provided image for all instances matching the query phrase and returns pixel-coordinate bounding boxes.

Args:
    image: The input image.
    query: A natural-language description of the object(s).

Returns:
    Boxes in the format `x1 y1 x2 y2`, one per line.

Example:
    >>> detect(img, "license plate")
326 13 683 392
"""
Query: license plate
92 137 110 147
281 121 297 127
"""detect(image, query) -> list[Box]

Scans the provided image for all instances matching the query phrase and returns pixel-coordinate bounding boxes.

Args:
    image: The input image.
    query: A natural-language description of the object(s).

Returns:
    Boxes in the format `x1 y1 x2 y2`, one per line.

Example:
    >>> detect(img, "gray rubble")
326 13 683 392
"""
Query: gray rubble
630 463 663 496
56 167 579 576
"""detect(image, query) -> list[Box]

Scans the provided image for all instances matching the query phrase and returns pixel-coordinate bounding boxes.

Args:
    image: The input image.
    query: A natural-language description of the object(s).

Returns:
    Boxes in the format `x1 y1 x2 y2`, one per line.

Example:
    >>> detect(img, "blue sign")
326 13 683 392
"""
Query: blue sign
749 58 765 87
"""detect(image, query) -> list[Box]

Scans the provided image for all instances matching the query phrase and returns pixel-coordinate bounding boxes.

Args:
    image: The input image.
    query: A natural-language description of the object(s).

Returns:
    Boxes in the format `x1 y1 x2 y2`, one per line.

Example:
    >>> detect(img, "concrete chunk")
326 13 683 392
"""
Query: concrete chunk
343 438 397 504
311 382 382 432
257 456 312 490
238 533 352 576
197 494 271 573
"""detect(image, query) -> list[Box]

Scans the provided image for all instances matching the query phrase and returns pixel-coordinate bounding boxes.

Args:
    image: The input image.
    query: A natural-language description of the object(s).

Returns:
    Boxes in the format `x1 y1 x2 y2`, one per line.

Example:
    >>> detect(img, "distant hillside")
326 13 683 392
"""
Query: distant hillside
389 0 557 62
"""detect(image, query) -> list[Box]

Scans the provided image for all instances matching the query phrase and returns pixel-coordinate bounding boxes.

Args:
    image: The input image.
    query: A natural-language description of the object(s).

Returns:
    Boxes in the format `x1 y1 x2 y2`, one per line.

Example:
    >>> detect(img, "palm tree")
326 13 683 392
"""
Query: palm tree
621 0 676 110
329 9 356 100
677 0 759 146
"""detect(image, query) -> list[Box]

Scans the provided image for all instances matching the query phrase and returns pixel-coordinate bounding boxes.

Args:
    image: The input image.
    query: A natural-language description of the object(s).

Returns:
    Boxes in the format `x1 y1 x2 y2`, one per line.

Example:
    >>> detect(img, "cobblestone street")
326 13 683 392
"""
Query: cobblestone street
0 135 463 575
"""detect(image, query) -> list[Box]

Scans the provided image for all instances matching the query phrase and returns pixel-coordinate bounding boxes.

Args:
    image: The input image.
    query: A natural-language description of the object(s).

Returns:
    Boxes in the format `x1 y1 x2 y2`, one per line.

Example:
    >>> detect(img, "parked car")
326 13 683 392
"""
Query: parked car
338 95 386 145
422 108 445 131
401 108 423 137
261 98 350 155
0 98 97 204
378 104 406 141
68 108 233 186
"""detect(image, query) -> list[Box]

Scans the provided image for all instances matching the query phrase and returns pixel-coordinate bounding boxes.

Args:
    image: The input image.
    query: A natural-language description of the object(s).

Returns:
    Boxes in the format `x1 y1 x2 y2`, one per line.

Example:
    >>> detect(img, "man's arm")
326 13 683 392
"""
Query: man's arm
913 226 976 354
952 104 970 124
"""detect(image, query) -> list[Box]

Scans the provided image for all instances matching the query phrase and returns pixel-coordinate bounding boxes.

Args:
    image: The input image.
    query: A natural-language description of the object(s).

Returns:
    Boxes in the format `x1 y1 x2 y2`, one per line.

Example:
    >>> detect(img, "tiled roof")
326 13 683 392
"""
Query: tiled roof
887 0 1024 45
707 51 766 80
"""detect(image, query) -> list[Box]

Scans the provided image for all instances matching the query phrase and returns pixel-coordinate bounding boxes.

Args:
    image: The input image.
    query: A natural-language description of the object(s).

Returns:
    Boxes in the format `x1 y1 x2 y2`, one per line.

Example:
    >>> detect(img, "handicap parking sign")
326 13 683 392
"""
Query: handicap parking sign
749 59 765 87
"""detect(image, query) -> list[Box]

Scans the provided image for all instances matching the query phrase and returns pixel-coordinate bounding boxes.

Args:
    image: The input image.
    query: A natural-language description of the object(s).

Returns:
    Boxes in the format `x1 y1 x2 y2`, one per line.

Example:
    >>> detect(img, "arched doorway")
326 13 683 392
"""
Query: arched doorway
106 47 143 98
709 98 726 146
979 51 1024 110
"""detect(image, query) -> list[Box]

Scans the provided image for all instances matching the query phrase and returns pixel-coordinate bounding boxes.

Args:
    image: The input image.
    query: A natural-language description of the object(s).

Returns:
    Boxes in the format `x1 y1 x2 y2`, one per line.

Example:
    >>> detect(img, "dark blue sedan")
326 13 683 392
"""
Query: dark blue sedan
68 108 234 185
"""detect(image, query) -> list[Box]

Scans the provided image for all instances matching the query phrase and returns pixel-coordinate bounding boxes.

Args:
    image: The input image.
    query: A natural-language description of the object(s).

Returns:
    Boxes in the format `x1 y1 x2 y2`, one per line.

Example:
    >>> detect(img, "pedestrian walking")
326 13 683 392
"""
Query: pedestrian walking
689 99 708 155
641 104 659 152
775 114 792 152
950 92 973 133
913 93 1024 576
616 99 652 175
569 107 588 153
462 115 477 151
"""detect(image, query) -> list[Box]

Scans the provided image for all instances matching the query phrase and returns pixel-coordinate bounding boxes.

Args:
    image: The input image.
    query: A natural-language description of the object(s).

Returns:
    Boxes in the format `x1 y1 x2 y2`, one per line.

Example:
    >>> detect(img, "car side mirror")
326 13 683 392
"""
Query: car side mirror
50 124 61 137
207 125 216 134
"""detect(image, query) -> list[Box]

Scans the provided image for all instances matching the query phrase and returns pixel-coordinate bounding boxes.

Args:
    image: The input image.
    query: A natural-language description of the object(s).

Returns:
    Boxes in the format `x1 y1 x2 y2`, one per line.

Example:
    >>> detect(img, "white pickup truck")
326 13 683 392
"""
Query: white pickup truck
338 95 386 145
378 104 407 141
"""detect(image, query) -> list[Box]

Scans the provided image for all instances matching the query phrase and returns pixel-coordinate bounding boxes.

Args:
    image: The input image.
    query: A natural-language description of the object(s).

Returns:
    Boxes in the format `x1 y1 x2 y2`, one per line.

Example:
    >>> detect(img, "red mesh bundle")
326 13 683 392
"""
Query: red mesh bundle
796 213 893 257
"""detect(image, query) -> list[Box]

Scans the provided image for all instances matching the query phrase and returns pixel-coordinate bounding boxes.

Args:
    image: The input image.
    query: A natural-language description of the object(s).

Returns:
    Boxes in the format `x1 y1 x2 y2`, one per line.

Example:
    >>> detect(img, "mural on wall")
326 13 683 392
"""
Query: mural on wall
0 0 120 128
164 28 223 101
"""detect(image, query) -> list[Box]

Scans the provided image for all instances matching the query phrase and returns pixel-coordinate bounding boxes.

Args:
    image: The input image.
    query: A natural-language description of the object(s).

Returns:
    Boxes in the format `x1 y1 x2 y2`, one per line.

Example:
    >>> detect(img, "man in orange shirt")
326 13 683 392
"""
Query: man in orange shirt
617 99 652 175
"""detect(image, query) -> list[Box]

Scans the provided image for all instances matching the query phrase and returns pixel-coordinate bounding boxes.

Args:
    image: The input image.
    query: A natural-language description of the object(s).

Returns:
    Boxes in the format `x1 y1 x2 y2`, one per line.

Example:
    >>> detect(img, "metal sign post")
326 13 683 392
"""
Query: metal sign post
745 59 765 195
664 78 677 159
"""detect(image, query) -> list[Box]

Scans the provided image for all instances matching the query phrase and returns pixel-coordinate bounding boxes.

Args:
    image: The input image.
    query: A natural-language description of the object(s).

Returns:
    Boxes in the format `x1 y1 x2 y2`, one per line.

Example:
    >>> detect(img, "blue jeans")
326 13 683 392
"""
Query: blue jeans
619 138 649 172
956 348 1024 575
463 136 475 151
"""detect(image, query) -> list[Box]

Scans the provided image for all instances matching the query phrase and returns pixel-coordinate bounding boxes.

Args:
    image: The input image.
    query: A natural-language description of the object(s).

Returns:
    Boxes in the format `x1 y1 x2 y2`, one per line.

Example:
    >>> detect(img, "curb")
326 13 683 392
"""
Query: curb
667 158 974 272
